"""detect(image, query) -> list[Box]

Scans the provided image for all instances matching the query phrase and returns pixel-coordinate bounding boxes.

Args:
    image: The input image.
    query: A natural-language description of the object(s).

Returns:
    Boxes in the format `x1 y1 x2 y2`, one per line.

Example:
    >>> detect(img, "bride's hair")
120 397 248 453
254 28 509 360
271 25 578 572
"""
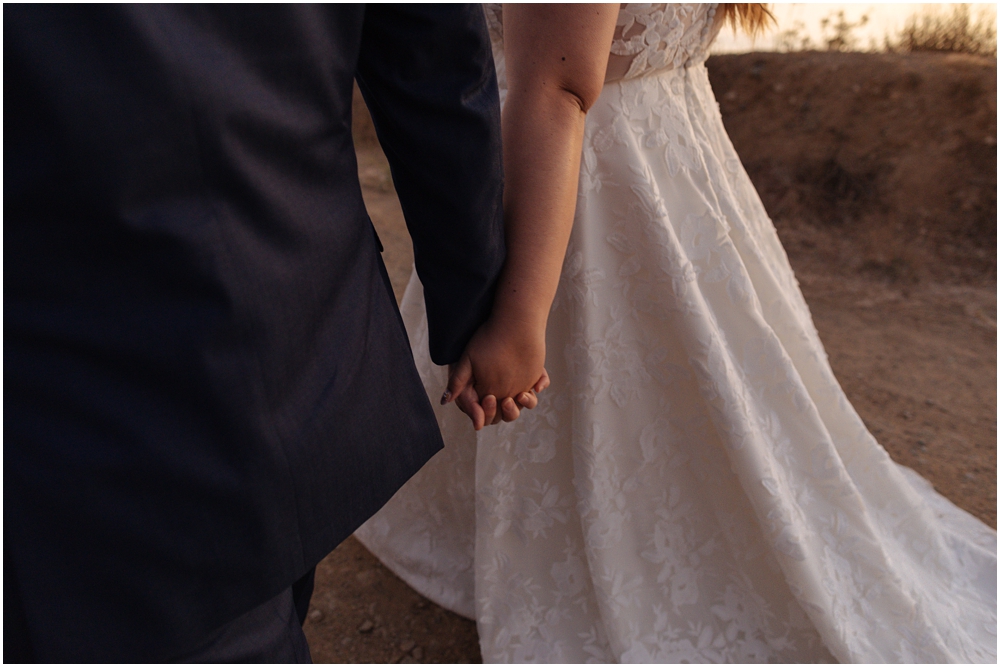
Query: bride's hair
719 4 775 36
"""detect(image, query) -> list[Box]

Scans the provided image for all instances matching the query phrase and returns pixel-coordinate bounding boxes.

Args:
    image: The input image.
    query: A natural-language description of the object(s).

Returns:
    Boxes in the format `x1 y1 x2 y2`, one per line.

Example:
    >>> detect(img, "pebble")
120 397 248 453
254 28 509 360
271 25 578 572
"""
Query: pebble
414 600 428 610
411 647 424 660
400 640 416 653
308 609 324 623
358 620 374 634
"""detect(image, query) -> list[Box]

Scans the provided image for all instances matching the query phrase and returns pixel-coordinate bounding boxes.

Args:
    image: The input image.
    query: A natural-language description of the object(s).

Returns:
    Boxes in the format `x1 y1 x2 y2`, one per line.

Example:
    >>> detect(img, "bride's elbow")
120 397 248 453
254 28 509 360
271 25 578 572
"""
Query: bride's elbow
557 81 602 114
506 74 603 119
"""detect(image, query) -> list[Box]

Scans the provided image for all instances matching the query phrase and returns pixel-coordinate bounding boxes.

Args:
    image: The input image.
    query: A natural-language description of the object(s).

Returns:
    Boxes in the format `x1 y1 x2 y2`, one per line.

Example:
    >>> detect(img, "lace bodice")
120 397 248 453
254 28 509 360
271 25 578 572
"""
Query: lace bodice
484 3 722 84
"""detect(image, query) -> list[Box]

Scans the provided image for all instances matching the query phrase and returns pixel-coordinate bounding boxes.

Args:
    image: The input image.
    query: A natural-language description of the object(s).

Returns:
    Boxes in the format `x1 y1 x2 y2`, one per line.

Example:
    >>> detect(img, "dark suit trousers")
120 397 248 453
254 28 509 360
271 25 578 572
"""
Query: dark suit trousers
4 549 316 663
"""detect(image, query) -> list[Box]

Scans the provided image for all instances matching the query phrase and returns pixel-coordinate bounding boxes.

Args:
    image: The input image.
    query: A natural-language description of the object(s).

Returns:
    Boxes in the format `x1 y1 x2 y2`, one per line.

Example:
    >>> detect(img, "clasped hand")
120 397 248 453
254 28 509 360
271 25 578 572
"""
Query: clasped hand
441 315 549 430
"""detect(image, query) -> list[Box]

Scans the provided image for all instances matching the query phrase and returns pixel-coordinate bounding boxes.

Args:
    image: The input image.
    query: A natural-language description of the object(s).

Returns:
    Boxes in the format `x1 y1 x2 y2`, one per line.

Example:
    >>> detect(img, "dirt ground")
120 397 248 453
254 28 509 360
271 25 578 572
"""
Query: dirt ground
303 52 996 663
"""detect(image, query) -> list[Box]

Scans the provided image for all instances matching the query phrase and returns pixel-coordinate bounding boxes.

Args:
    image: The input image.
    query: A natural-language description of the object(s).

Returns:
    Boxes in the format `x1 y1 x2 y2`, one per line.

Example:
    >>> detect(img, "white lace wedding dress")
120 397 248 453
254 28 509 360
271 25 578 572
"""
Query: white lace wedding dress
356 4 997 662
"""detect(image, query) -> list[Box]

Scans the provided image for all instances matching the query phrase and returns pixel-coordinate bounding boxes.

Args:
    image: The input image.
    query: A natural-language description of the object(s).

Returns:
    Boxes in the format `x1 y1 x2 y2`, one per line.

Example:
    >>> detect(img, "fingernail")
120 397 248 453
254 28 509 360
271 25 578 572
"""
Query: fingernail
440 390 451 405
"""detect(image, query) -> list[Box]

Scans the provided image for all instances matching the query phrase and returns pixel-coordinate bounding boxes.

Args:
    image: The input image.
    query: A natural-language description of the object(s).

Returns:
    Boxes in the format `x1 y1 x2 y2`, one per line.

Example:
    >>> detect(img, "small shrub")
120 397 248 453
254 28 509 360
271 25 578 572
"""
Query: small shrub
820 11 870 52
772 11 870 53
772 20 811 52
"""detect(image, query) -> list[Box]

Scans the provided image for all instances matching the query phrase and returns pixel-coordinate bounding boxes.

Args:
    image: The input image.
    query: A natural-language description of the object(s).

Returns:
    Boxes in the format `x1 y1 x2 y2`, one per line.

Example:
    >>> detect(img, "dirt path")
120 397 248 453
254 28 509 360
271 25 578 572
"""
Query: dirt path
301 142 996 663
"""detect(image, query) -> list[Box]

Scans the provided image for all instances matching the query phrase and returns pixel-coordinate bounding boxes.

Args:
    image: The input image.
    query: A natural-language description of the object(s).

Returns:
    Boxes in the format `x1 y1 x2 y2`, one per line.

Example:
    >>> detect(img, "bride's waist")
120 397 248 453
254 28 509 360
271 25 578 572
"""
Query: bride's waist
603 54 709 86
494 56 709 109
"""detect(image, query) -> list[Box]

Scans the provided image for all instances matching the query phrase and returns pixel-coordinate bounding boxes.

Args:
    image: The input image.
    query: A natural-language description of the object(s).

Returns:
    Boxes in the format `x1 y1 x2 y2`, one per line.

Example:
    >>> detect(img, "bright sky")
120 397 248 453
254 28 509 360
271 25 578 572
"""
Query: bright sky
711 3 998 53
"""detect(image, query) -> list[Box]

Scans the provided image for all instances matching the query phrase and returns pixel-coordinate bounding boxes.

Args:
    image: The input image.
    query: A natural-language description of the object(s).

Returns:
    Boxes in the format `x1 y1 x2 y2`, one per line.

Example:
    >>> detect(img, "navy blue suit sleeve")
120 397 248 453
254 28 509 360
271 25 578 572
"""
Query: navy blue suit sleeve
355 3 505 366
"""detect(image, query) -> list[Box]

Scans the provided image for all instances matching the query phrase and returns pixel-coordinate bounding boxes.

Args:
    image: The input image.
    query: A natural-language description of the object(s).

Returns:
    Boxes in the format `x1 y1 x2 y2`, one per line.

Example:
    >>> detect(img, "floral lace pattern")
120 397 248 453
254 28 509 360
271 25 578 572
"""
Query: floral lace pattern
356 4 998 664
611 4 721 79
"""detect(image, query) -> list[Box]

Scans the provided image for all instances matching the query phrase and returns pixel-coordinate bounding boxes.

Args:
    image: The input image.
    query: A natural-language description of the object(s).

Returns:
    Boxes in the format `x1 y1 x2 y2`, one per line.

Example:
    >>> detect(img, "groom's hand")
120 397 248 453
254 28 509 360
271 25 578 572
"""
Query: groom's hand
448 368 549 429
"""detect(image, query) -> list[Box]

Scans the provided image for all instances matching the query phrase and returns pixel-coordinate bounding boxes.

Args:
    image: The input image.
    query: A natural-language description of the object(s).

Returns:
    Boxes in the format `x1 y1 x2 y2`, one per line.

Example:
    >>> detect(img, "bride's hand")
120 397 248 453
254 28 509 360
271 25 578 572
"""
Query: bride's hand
443 318 548 429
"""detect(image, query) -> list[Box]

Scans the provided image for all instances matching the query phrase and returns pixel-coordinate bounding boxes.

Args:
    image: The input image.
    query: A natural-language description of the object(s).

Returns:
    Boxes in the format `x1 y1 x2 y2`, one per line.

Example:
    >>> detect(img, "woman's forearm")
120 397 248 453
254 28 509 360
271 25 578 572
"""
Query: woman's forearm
491 87 588 333
491 4 619 335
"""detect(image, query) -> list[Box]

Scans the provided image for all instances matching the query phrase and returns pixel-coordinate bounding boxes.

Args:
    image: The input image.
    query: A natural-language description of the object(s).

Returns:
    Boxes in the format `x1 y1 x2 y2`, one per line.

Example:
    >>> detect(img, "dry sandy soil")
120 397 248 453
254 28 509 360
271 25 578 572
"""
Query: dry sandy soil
303 52 996 663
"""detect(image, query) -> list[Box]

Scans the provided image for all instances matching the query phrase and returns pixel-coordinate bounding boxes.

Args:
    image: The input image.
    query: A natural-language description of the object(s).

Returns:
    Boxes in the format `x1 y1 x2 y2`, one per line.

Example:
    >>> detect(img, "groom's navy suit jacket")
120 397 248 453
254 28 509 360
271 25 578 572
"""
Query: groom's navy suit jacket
4 4 504 661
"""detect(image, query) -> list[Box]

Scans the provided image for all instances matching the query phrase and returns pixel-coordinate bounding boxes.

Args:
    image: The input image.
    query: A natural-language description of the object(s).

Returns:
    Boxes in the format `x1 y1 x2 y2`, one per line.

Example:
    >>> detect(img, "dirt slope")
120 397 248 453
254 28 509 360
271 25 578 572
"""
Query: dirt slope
708 51 996 284
305 51 997 663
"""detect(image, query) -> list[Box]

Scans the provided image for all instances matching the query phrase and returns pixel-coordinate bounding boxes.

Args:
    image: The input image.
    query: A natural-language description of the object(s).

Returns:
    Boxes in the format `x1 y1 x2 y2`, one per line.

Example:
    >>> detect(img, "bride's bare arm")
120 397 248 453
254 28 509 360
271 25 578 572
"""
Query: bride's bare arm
446 4 619 428
498 3 619 332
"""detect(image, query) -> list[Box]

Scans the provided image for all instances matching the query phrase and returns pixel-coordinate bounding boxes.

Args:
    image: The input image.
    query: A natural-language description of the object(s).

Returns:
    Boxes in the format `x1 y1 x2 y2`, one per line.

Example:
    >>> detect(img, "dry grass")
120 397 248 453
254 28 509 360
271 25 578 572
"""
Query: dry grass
885 4 997 58
773 4 997 58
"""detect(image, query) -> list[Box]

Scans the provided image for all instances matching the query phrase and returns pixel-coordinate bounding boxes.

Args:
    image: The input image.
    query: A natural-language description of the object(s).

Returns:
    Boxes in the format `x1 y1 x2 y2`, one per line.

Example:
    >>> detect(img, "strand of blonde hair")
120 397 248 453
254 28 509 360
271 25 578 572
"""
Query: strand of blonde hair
719 3 775 36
